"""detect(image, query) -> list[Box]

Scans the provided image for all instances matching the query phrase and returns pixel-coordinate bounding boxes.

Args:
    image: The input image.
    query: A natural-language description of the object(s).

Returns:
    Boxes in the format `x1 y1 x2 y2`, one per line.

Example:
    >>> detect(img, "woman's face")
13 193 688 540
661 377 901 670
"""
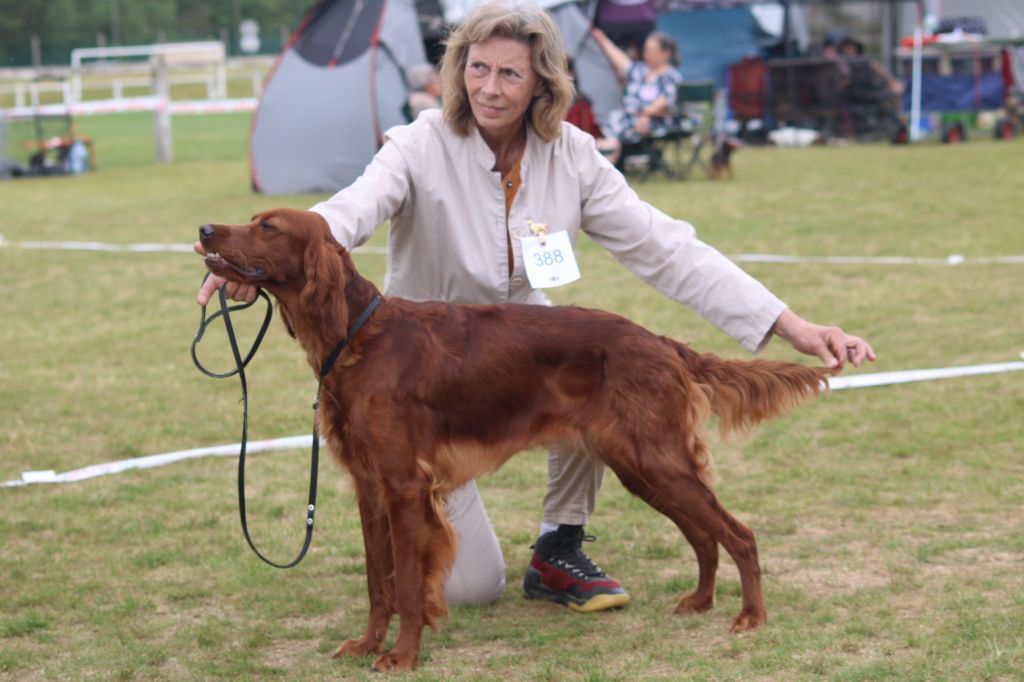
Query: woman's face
464 36 542 141
642 36 670 70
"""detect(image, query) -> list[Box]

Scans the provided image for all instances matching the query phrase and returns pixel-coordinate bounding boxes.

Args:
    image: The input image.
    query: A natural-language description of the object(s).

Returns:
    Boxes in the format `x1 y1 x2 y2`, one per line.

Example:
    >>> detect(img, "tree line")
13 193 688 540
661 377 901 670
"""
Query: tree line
0 0 312 67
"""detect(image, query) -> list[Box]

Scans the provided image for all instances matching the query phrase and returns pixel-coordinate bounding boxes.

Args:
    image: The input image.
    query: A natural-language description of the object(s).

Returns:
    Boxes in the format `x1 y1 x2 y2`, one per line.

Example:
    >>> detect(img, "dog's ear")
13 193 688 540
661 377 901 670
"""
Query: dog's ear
300 234 349 337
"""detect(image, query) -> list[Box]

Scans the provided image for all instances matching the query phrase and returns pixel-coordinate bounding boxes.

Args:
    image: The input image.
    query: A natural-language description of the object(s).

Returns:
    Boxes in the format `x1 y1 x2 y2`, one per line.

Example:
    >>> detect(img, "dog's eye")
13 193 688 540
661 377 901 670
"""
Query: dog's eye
260 222 278 233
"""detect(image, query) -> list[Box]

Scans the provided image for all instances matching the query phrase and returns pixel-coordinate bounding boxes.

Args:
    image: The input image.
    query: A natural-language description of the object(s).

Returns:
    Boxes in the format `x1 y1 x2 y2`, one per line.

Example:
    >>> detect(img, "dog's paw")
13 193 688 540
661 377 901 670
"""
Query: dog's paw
370 650 418 672
332 637 382 658
673 592 715 615
729 608 767 633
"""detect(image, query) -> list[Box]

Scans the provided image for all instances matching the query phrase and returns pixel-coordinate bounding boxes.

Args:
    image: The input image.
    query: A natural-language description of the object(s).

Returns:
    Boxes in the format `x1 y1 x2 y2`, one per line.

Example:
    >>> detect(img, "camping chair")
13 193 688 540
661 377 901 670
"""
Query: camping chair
673 80 716 179
619 124 691 181
620 80 716 181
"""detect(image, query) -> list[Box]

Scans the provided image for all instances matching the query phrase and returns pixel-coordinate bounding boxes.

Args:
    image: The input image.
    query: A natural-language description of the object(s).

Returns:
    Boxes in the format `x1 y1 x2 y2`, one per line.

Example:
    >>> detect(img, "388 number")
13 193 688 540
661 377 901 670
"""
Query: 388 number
532 249 564 267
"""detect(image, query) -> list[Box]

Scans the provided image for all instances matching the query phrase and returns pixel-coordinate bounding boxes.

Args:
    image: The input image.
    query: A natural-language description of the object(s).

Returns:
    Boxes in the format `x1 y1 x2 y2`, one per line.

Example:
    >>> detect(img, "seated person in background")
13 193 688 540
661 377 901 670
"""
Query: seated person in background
407 62 443 119
820 31 904 138
591 28 684 147
839 33 903 96
818 31 902 97
565 58 622 163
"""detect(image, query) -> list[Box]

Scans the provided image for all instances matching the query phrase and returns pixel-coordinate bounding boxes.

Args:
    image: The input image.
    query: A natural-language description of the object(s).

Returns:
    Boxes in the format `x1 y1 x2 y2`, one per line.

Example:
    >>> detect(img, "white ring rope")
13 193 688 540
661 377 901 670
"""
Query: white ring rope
1 237 1022 264
3 238 1021 486
4 353 1023 488
0 237 388 255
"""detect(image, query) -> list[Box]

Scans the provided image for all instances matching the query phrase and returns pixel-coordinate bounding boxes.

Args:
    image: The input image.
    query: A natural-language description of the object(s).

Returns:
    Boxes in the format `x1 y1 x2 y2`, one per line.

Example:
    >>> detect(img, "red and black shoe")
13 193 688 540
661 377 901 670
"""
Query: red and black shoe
523 525 630 613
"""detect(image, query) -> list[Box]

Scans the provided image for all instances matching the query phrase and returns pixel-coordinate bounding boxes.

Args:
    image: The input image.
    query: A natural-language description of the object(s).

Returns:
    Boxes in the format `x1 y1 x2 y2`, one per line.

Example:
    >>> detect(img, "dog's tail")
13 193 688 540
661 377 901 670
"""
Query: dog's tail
671 340 829 434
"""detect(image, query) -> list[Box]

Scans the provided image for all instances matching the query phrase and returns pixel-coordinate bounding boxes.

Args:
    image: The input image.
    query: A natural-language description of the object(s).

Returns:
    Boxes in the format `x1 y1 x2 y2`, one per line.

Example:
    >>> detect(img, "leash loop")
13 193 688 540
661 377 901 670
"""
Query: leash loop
191 274 381 570
190 274 273 380
192 276 316 569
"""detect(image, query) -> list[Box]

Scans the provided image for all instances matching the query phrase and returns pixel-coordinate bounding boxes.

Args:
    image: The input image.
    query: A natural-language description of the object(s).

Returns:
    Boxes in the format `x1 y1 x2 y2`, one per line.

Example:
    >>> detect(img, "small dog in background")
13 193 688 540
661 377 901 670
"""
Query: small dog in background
707 136 741 180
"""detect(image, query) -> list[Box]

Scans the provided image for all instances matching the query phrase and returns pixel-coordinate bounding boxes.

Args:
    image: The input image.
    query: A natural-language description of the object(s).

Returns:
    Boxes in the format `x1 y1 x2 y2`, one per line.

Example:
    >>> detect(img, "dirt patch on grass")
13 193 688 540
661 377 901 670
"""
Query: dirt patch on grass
767 550 892 597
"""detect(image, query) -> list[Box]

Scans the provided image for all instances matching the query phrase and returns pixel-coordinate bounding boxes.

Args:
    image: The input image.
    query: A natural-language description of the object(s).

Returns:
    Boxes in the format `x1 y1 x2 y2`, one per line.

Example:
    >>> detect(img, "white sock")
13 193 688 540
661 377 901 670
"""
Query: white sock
539 522 559 536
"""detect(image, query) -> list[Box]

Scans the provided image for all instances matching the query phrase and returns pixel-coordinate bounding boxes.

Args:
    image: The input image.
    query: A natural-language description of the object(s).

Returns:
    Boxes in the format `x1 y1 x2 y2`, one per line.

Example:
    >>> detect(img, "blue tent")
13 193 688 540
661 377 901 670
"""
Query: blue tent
656 6 794 86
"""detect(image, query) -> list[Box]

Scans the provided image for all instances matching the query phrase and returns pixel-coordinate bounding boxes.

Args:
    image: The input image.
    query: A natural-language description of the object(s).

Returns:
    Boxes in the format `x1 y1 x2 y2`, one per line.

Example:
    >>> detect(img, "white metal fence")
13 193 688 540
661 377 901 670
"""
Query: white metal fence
0 51 273 110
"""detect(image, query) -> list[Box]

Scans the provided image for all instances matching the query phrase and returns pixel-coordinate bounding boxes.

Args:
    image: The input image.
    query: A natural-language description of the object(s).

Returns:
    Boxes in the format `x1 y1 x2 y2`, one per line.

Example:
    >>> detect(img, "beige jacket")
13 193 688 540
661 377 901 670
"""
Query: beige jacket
310 109 785 354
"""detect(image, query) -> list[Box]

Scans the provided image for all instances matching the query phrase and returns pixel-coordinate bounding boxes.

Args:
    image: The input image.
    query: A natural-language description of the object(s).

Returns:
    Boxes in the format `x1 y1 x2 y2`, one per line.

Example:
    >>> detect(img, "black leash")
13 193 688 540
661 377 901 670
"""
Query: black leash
191 273 381 568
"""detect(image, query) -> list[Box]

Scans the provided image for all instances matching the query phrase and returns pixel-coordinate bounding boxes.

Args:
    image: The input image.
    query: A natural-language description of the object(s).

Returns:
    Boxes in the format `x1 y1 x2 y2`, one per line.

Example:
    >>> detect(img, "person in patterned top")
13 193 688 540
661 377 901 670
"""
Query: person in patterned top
592 28 684 147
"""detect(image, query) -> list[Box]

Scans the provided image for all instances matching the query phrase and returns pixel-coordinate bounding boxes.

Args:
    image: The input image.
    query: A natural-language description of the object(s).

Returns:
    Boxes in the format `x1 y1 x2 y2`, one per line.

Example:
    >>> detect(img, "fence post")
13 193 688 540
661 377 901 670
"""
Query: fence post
153 55 173 164
217 63 228 99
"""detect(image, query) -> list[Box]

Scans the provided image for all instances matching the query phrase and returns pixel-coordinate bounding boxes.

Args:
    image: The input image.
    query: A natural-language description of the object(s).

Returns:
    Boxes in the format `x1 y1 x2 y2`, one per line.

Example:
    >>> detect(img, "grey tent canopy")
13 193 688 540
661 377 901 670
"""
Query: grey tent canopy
249 0 622 195
250 0 427 194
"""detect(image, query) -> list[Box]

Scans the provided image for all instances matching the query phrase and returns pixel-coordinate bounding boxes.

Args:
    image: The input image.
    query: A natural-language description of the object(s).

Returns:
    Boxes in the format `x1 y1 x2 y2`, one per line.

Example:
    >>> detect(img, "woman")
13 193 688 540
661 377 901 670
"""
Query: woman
197 0 874 613
593 29 684 149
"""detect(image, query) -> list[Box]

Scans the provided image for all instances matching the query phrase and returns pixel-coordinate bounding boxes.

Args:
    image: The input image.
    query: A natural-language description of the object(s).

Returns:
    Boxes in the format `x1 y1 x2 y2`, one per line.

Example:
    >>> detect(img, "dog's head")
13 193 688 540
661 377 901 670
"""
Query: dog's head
716 136 741 156
199 208 350 336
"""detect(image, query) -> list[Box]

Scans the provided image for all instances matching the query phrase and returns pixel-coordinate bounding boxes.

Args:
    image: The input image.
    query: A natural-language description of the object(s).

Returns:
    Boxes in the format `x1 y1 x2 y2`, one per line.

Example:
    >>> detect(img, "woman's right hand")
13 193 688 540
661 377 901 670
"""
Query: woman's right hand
194 241 259 305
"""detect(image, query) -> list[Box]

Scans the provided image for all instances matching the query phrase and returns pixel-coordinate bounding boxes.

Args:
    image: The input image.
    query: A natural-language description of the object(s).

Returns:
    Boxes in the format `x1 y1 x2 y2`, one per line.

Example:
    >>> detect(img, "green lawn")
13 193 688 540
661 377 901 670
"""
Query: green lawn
1 113 1022 680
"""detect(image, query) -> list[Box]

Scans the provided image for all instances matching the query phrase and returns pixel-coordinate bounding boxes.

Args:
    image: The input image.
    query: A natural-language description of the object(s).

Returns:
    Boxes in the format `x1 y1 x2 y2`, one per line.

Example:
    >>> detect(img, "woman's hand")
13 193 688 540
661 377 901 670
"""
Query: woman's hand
194 241 259 305
772 309 875 372
636 113 651 136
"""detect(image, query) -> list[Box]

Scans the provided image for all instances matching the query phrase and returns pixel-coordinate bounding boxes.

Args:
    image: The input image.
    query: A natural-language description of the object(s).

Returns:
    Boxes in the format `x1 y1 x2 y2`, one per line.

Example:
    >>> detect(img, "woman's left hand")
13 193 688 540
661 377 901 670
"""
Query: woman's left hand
772 309 875 372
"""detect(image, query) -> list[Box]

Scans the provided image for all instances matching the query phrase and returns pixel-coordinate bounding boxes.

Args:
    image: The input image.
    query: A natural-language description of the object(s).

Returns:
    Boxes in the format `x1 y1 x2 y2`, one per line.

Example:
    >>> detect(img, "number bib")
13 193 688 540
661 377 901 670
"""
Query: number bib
520 231 581 289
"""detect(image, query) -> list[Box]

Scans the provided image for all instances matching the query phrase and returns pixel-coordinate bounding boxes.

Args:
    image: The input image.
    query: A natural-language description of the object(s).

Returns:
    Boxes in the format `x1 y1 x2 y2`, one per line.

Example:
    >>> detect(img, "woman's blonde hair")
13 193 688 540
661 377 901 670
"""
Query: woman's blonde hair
439 0 574 142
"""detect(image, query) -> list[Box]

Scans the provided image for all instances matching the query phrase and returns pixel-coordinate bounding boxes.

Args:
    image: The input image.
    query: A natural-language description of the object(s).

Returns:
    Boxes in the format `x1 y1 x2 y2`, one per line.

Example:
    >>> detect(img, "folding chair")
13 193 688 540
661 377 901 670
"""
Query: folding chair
619 124 690 181
621 80 716 181
674 80 716 179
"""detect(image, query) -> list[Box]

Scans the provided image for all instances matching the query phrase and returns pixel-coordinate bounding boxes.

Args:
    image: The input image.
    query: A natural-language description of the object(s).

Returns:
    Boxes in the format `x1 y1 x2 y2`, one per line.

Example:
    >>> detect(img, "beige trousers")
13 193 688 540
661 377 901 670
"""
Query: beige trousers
443 447 604 605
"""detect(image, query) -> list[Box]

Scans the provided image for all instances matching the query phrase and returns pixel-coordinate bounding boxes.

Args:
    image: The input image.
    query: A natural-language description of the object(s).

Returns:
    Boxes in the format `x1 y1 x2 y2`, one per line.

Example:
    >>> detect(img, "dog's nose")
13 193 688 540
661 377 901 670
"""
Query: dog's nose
199 224 215 240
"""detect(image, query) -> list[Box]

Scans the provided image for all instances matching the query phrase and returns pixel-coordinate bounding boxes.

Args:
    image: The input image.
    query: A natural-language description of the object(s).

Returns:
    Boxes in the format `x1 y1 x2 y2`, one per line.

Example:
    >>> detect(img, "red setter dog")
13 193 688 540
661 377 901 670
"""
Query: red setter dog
199 208 828 672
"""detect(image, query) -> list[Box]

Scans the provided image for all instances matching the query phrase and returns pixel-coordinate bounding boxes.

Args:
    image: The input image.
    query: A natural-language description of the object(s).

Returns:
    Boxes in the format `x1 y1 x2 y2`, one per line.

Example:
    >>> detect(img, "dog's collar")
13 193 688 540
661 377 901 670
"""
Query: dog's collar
319 294 383 382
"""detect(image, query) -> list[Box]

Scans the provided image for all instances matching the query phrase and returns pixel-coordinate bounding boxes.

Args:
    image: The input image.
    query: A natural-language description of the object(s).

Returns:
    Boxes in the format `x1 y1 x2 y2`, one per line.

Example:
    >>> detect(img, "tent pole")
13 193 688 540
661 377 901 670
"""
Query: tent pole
881 0 897 74
910 24 923 141
781 0 798 127
782 0 791 58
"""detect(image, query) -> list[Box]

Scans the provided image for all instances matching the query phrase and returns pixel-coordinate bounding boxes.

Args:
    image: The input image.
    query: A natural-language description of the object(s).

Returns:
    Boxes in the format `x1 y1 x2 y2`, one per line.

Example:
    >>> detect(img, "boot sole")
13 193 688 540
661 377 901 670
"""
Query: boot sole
523 580 630 613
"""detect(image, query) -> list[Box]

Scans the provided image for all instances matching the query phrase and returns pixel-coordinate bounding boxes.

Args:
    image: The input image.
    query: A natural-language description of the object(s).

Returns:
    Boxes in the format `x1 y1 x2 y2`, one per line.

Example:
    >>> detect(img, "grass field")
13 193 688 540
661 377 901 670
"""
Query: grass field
1 113 1022 681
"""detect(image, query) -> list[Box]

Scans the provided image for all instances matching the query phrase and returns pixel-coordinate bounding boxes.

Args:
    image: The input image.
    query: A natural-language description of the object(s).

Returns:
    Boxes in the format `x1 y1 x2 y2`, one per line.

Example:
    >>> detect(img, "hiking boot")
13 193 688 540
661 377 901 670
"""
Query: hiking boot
523 525 630 613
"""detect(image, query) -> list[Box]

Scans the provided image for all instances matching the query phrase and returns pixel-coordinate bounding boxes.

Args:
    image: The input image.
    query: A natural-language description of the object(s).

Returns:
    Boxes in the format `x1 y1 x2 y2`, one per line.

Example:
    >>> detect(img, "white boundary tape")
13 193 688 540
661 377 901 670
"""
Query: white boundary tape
3 353 1023 489
15 240 196 253
2 436 314 488
731 253 1024 266
829 354 1024 390
0 238 387 256
1 239 1021 265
